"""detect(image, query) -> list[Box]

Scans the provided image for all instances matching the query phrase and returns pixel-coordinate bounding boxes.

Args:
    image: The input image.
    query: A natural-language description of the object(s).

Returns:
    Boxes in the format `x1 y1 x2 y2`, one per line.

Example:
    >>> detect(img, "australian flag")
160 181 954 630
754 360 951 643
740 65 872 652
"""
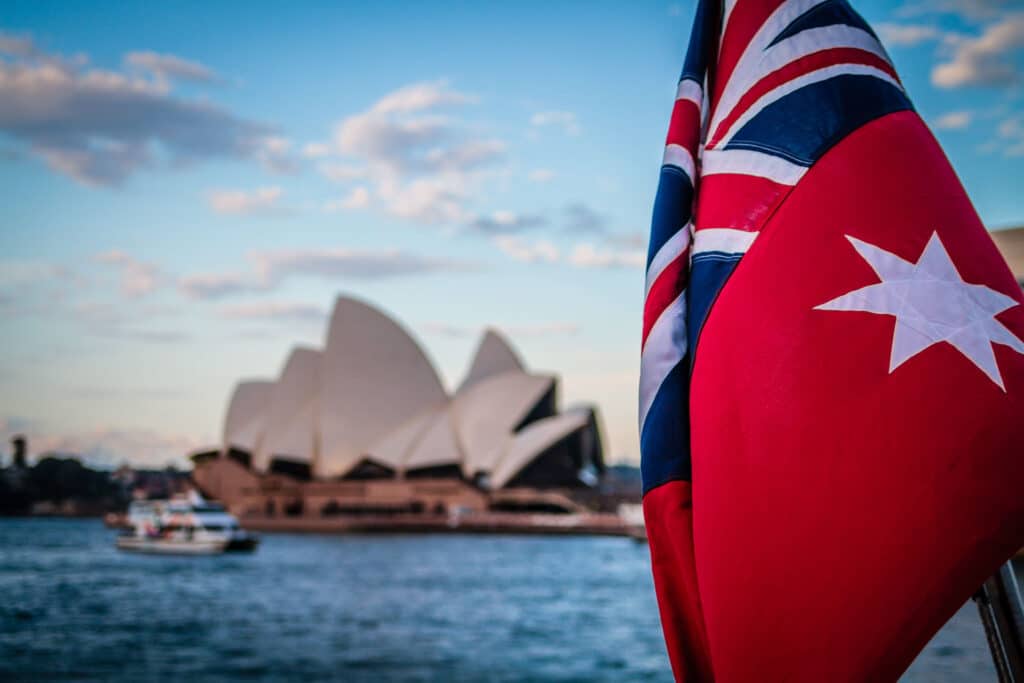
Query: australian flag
639 1 1024 680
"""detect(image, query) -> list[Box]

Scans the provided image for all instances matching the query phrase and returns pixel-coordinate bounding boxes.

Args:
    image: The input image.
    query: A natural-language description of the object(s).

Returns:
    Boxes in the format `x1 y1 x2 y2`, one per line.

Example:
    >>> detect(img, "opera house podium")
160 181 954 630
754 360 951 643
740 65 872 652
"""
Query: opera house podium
191 296 609 531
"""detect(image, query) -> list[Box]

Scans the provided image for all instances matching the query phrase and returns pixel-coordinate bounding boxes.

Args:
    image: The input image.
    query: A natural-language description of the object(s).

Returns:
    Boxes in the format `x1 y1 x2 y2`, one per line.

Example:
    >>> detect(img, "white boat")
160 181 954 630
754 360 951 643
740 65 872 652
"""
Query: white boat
116 493 259 555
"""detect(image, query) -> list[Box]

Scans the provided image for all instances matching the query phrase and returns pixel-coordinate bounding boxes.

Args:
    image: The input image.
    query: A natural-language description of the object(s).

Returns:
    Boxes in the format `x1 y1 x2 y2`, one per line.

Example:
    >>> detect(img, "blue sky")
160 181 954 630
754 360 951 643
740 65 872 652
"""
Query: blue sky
1 0 1022 467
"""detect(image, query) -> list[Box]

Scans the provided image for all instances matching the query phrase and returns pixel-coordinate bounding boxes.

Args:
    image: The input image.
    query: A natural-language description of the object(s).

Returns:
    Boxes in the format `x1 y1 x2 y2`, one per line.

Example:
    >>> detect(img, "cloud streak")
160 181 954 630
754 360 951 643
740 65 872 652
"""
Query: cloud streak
124 51 219 84
324 186 370 212
95 250 162 296
208 186 285 215
493 236 561 264
876 22 944 47
530 110 581 136
221 301 327 322
180 248 479 299
0 32 291 184
567 243 645 269
932 13 1024 88
933 110 973 129
469 210 547 235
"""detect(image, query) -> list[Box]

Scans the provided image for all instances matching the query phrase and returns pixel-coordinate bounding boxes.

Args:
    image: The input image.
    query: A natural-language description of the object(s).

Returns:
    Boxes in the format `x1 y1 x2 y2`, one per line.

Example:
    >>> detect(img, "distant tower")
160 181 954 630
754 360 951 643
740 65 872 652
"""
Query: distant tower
10 435 26 469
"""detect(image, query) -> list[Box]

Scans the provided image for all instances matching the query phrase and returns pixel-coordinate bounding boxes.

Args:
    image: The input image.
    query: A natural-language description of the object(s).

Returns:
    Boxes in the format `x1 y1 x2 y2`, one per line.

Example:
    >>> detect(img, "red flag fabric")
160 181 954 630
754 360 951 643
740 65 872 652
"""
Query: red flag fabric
641 1 1024 681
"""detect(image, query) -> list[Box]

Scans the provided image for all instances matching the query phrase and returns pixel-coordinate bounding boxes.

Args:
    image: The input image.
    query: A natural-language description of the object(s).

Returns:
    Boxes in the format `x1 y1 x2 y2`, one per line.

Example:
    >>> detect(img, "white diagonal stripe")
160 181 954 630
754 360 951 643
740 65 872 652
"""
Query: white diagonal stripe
702 148 807 185
693 228 758 256
645 224 692 298
716 63 903 147
662 144 696 184
712 21 891 139
721 0 739 43
716 0 828 110
639 292 688 430
676 78 703 108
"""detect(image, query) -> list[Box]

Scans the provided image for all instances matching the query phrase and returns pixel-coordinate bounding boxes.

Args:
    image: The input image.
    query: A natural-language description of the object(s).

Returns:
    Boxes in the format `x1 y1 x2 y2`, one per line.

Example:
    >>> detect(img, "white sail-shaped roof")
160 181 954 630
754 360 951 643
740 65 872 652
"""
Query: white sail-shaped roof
363 408 437 472
318 296 448 478
489 411 590 489
457 328 525 393
254 347 321 471
223 380 273 453
452 370 554 477
403 406 464 472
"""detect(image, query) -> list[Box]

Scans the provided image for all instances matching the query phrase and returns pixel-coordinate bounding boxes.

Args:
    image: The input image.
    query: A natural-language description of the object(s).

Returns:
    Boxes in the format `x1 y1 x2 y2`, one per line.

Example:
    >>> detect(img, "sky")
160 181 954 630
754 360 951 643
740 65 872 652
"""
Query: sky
1 0 1023 469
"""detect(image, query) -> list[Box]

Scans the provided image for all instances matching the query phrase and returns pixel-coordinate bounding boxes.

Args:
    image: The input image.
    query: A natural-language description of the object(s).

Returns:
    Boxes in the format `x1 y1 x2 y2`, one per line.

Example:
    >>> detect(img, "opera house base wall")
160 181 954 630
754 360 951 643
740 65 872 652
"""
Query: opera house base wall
191 456 631 537
236 511 632 537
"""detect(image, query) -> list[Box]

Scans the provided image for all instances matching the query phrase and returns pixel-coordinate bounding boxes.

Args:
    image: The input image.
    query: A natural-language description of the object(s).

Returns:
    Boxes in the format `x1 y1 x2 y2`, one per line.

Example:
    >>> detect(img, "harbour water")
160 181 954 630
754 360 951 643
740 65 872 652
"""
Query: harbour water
0 518 1000 681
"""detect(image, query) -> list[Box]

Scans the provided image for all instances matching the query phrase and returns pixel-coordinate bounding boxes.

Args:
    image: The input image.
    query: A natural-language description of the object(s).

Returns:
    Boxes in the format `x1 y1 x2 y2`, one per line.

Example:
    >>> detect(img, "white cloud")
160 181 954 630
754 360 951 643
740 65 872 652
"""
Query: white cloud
94 250 162 297
253 136 296 173
424 138 506 171
530 110 581 136
124 51 218 84
933 110 973 129
996 114 1024 156
384 174 472 223
371 80 476 114
0 31 291 185
179 248 478 299
493 236 561 263
309 80 504 226
528 168 555 183
302 142 331 159
932 13 1024 88
177 271 256 299
207 186 284 215
469 210 546 234
876 22 943 46
324 185 370 212
567 243 645 269
898 0 1012 23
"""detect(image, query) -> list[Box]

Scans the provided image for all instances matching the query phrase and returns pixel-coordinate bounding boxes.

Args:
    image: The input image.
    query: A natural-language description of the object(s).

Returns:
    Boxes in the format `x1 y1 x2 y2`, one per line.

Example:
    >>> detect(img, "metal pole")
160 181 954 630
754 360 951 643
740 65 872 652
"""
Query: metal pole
974 560 1024 683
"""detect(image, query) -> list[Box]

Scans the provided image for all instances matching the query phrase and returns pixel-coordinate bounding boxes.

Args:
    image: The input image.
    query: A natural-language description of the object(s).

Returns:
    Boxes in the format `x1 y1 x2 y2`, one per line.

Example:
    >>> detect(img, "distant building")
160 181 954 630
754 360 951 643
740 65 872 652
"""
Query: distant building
192 295 605 518
10 435 27 469
990 226 1024 287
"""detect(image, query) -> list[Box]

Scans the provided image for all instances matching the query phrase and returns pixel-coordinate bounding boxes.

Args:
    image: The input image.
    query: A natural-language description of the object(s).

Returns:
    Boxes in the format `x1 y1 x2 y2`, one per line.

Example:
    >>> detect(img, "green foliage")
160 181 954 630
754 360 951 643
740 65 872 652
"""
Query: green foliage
0 455 129 515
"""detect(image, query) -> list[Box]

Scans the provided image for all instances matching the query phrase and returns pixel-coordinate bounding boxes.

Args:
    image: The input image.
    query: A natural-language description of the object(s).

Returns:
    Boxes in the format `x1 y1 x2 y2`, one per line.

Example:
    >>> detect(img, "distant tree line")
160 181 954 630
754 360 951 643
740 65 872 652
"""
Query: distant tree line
0 456 129 515
0 435 194 517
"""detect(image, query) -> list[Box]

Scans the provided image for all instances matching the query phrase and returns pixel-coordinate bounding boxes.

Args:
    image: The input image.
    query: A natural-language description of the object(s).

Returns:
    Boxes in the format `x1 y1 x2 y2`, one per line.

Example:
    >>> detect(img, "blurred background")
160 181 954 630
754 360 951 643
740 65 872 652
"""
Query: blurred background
1 0 1022 681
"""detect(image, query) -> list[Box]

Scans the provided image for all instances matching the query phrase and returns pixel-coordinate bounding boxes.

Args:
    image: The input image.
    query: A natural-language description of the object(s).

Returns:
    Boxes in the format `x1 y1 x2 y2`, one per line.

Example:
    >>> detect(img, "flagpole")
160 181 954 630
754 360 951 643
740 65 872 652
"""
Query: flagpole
974 561 1024 683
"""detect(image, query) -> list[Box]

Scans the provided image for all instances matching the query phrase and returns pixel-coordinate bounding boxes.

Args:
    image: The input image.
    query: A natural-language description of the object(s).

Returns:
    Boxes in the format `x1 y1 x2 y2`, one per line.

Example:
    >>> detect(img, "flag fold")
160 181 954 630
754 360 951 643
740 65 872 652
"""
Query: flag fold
640 1 1024 681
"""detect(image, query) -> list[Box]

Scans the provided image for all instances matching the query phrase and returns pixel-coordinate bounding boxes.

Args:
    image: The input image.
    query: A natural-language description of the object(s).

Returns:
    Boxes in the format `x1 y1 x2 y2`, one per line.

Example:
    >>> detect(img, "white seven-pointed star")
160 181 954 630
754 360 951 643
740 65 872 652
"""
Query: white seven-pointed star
815 231 1024 391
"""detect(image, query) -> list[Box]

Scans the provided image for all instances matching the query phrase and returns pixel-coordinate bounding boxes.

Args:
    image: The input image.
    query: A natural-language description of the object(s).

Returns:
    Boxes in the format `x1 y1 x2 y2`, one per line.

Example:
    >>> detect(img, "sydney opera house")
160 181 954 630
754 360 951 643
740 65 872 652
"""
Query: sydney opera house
192 296 607 523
